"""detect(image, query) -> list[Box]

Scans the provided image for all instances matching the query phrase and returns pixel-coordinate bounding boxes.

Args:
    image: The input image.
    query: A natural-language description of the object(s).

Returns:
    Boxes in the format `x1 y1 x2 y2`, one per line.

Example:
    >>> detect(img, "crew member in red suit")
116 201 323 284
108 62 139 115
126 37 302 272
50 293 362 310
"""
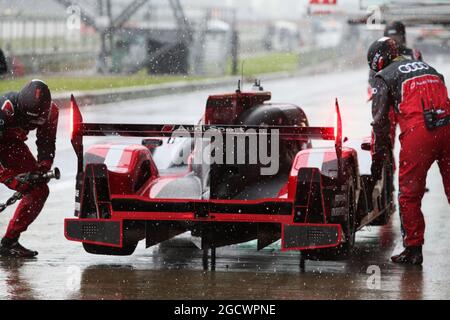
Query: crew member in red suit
368 37 450 265
367 21 423 145
0 80 58 258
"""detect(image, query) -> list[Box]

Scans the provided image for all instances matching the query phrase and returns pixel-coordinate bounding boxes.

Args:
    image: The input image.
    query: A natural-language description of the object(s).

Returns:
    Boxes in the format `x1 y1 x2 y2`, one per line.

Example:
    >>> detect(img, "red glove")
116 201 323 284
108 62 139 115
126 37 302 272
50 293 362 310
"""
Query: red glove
0 168 15 184
36 160 52 173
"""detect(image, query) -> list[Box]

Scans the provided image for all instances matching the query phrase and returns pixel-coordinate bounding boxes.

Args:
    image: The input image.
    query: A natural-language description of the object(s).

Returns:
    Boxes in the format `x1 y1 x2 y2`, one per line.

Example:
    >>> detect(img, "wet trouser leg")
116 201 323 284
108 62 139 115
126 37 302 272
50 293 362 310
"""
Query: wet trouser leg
398 125 435 247
0 141 49 240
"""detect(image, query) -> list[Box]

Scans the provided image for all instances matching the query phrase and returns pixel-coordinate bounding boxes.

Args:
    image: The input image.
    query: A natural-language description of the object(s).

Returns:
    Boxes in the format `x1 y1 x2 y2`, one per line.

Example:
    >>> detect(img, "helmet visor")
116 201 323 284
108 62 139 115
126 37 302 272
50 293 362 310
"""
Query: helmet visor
25 109 49 125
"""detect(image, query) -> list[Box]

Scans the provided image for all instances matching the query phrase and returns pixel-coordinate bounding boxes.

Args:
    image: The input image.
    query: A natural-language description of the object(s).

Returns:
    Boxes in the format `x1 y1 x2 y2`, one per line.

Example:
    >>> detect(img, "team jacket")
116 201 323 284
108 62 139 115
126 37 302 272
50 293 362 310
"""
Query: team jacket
0 92 59 170
371 57 449 155
367 46 422 101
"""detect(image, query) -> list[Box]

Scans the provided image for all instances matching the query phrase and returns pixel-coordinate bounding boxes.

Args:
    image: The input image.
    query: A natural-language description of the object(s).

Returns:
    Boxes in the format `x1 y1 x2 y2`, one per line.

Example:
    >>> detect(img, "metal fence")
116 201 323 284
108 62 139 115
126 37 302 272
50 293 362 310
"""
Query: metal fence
0 15 98 55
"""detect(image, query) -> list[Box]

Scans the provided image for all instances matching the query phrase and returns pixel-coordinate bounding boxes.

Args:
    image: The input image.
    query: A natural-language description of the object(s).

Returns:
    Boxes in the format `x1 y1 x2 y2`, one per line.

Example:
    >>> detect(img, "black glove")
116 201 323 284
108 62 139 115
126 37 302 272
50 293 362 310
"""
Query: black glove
36 160 52 173
371 143 391 182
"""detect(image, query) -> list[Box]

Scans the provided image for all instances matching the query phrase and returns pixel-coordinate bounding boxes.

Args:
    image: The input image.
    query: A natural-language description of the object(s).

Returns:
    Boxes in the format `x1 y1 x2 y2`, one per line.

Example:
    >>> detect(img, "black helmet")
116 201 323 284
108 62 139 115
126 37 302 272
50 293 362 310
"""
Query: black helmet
367 37 399 72
18 80 51 125
384 21 406 48
384 21 406 37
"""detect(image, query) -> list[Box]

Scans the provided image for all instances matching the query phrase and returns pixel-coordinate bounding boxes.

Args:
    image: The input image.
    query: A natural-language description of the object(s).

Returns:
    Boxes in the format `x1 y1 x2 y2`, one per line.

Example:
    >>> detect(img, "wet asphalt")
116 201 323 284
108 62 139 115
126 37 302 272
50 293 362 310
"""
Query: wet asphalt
0 58 449 299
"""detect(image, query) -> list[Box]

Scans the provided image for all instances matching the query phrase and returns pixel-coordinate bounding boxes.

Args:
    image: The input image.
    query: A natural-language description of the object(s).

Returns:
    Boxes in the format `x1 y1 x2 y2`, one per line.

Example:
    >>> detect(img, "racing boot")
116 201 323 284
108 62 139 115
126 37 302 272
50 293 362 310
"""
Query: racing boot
0 237 38 258
391 246 423 265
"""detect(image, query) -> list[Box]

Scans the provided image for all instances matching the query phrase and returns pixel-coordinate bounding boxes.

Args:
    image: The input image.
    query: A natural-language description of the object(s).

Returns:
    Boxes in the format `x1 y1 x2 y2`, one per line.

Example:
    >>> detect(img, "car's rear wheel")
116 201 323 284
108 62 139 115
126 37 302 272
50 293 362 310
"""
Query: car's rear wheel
82 241 138 256
337 179 356 256
302 169 357 260
370 160 394 226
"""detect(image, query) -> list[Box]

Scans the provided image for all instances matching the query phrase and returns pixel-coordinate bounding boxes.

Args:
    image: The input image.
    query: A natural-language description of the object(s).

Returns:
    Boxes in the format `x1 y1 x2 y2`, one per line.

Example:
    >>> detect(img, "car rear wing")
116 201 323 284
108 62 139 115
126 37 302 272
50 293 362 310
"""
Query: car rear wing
70 95 343 176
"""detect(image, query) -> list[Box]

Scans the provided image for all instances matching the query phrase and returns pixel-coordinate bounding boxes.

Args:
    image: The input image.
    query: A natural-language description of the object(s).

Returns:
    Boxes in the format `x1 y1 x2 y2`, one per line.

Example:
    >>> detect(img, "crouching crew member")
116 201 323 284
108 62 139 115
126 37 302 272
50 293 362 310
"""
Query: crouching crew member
0 80 59 258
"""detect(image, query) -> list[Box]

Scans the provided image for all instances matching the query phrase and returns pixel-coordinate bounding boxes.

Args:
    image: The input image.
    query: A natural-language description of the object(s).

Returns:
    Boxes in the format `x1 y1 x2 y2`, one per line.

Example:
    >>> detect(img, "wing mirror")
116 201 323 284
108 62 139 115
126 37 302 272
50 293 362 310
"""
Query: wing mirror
142 138 163 149
361 142 371 151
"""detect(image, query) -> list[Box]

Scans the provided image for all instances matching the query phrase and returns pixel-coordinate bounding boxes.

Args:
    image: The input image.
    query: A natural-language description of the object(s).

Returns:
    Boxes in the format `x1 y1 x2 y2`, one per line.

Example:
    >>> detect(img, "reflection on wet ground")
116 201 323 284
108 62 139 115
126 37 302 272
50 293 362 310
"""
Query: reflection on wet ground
1 215 447 300
0 259 37 300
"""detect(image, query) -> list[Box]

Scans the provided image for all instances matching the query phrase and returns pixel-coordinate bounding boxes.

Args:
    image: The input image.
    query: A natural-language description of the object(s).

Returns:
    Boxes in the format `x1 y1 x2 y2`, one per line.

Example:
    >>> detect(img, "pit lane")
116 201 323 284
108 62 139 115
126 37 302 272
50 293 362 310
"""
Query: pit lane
1 58 450 299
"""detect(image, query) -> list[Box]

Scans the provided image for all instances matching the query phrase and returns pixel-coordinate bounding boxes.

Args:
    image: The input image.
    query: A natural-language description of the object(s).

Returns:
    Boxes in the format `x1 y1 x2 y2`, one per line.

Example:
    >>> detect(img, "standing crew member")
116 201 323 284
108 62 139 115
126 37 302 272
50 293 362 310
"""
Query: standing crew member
384 21 422 61
367 22 423 144
367 37 450 265
369 21 423 99
0 80 59 258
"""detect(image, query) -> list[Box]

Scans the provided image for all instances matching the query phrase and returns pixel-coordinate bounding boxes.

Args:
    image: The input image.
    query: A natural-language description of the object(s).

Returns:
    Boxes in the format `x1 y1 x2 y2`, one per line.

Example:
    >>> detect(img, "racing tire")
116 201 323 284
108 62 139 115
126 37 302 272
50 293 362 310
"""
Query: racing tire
303 169 357 261
82 241 138 256
370 161 395 226
337 177 356 256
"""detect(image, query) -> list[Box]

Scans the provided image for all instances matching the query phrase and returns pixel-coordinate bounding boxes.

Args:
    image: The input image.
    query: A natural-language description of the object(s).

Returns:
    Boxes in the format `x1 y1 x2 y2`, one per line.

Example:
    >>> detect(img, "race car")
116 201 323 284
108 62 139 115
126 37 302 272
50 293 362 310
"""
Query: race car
65 83 395 268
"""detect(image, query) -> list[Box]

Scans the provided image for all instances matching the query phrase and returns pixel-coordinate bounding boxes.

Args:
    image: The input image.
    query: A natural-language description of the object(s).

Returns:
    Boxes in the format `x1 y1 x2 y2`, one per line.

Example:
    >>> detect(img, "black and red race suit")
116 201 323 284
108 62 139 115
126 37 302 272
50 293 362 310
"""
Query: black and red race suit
0 92 59 240
371 57 450 247
368 47 423 145
367 47 423 144
368 46 423 99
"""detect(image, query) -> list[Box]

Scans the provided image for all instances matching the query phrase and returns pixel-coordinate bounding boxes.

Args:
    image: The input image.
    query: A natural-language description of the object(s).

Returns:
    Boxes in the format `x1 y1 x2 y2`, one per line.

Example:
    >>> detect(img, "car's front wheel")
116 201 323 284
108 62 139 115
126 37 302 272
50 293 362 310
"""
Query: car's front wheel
370 160 395 226
302 168 357 261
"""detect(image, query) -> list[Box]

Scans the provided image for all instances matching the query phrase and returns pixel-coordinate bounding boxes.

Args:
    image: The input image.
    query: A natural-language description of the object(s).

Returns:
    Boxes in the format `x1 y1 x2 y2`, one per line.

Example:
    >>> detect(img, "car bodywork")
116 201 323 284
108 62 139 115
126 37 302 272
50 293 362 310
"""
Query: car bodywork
65 88 394 263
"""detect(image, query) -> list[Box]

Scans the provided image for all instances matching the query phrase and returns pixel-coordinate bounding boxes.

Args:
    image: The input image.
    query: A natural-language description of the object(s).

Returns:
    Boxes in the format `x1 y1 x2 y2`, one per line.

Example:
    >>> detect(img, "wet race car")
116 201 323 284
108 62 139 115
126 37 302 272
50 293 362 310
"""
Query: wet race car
64 83 395 269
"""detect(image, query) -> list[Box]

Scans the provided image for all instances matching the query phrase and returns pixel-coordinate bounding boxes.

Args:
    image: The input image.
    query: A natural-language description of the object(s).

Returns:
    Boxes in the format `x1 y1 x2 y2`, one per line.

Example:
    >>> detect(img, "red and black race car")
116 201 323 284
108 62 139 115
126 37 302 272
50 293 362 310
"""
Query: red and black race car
65 84 395 268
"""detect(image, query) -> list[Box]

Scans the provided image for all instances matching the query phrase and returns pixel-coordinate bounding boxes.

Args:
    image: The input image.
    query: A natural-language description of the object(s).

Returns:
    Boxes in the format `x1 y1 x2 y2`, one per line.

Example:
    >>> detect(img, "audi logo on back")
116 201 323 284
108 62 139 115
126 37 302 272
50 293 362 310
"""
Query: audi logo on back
398 62 430 74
